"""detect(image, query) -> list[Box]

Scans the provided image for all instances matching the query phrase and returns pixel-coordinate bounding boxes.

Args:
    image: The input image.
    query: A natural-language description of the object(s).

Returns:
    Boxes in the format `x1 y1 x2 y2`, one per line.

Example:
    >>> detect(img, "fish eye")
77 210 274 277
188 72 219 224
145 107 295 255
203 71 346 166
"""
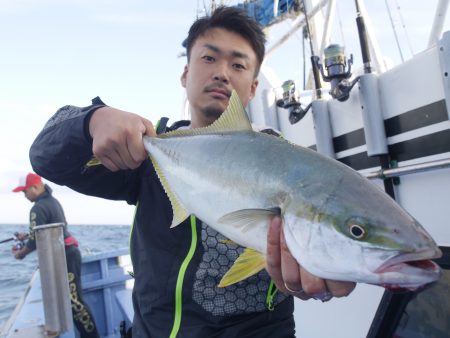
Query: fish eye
349 224 366 239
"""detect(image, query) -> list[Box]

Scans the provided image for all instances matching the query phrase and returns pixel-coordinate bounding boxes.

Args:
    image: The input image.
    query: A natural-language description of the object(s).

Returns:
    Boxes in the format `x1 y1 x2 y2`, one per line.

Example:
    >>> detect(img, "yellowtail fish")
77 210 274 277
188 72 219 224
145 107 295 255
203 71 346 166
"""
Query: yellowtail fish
143 91 441 290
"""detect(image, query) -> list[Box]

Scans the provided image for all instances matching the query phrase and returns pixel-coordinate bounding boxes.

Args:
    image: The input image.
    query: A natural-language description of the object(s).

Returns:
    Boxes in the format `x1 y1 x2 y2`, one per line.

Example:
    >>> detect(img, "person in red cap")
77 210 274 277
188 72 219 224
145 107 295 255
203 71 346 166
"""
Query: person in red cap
12 172 100 338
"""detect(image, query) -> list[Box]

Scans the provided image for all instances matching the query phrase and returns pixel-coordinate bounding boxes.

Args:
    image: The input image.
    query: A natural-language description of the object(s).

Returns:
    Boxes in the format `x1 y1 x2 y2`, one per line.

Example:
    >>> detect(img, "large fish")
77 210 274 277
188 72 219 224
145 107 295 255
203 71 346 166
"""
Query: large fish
143 91 441 290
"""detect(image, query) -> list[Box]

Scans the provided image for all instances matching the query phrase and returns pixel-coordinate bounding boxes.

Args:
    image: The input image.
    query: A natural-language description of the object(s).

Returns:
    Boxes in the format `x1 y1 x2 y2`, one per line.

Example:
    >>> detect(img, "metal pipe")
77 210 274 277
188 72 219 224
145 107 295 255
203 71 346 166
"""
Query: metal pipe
427 0 449 47
364 158 450 179
35 223 73 335
265 0 330 58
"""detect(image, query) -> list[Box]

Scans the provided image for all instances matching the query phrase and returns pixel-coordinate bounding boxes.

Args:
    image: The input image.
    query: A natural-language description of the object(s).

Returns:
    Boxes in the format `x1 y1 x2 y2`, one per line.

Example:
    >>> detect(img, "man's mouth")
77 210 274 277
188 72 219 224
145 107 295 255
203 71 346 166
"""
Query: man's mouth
205 85 231 98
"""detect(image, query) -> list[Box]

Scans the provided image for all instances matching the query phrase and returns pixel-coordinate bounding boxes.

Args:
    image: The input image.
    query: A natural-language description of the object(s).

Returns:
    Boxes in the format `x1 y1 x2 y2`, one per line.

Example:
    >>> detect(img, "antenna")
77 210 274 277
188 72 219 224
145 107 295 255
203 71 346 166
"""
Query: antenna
385 0 404 62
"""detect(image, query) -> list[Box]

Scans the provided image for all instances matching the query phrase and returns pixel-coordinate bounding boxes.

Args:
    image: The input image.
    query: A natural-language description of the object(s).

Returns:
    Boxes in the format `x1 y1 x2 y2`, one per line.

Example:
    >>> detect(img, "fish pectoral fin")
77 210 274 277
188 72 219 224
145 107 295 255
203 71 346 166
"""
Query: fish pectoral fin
218 248 266 287
218 207 281 232
149 155 189 228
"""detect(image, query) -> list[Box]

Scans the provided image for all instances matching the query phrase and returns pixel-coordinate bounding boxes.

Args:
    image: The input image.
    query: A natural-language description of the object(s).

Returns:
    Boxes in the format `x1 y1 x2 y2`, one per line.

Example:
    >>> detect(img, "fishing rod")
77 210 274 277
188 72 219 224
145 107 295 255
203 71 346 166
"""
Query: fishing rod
0 235 17 244
301 0 323 99
277 0 321 125
0 232 28 250
354 0 396 200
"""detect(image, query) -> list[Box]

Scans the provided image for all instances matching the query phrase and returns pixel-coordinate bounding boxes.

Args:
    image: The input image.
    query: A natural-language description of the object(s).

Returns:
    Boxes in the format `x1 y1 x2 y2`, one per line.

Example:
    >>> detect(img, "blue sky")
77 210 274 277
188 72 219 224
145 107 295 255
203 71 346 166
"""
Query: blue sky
1 0 448 225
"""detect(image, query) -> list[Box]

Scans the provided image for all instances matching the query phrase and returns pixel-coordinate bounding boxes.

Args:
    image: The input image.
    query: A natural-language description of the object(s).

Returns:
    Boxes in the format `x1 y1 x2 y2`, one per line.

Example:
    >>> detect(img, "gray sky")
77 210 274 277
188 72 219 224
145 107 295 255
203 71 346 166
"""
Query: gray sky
1 0 448 225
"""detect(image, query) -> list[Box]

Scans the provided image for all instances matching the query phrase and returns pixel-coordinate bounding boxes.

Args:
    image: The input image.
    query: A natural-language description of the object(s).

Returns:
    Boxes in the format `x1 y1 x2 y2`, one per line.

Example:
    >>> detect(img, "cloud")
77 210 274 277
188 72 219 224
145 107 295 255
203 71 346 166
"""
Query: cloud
0 101 57 187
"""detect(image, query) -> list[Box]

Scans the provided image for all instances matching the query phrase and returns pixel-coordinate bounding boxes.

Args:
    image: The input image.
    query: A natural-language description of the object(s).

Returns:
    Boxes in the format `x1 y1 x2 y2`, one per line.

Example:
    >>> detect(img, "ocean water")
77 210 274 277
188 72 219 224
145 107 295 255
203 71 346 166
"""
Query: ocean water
0 223 131 330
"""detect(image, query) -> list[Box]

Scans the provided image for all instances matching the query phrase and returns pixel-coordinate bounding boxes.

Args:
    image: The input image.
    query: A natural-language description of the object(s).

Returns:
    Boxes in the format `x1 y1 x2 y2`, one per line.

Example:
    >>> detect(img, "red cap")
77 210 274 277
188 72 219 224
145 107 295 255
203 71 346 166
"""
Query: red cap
12 173 43 192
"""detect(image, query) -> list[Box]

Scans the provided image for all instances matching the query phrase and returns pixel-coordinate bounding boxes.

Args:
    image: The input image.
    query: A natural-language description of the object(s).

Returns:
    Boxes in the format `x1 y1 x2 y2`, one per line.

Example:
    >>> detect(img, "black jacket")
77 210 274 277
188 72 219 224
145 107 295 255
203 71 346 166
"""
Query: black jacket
26 185 72 251
30 98 295 338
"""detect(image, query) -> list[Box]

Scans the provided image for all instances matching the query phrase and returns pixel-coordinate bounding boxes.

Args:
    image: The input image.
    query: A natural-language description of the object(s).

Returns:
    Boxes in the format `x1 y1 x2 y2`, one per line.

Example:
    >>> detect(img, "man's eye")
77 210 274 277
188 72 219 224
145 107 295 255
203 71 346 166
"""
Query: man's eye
202 55 215 62
233 64 246 70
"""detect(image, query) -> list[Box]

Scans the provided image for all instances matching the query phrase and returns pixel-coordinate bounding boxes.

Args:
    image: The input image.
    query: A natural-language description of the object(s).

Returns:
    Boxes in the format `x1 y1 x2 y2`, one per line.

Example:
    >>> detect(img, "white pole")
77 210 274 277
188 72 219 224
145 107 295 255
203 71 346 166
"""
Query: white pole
319 0 336 57
427 0 450 47
274 0 280 17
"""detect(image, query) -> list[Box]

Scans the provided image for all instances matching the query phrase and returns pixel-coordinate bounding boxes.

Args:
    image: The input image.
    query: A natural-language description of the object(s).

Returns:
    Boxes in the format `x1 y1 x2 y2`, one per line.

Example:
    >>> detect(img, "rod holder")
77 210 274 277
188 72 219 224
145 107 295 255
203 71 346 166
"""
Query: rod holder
35 223 73 335
312 99 335 158
358 73 388 156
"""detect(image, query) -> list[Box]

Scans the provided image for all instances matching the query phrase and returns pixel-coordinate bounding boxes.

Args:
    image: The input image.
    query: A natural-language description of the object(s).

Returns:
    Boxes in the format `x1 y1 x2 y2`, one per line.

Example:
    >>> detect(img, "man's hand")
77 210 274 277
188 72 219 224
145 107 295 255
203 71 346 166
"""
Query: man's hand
12 246 31 260
14 232 28 241
89 107 156 171
266 216 356 301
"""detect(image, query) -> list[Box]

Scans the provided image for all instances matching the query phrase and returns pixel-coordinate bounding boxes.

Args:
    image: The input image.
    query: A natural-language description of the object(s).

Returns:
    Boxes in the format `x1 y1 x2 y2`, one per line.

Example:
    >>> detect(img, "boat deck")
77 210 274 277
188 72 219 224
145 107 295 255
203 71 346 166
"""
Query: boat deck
1 249 133 338
3 270 74 338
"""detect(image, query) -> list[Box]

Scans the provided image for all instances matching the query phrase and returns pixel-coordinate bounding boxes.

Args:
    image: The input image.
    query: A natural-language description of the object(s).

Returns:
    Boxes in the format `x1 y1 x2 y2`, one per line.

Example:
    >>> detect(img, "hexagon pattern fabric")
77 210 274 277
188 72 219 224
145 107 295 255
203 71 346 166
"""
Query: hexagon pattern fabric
192 222 288 316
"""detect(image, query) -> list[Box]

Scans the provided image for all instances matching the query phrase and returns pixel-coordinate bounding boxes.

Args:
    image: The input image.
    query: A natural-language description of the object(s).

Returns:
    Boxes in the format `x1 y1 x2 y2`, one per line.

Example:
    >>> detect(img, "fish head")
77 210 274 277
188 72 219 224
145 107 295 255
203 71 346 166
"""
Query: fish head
283 172 442 290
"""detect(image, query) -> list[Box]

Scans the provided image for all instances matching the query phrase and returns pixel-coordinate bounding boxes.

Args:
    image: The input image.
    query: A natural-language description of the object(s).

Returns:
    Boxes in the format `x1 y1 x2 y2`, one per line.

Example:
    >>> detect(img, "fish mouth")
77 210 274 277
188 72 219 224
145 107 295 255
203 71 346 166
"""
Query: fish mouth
375 247 442 273
374 248 442 290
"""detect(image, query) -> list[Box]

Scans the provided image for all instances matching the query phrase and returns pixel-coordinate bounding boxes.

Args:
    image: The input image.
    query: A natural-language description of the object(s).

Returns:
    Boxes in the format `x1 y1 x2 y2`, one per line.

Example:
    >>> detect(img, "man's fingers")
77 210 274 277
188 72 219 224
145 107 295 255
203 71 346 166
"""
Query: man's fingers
16 233 28 241
98 155 120 172
266 216 284 289
280 227 330 300
267 216 356 302
299 266 328 298
126 118 154 166
116 143 141 170
89 107 153 171
279 226 303 294
325 280 356 298
267 219 309 299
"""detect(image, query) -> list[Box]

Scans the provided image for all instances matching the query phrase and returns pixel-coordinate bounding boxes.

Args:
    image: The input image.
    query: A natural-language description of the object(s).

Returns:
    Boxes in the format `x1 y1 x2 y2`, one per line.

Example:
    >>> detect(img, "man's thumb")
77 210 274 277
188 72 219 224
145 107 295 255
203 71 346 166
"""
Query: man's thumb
142 118 156 137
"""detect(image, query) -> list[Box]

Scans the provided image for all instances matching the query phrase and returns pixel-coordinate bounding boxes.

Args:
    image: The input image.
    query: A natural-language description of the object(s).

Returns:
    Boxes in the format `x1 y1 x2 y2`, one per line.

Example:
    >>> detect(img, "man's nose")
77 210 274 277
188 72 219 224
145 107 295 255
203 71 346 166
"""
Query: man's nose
213 63 230 83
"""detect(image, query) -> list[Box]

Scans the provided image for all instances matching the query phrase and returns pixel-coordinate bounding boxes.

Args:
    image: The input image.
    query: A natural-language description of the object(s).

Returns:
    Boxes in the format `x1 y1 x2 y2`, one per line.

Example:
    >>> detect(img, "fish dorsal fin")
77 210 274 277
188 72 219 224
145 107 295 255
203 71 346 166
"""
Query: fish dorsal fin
149 156 189 228
218 248 266 287
159 90 252 139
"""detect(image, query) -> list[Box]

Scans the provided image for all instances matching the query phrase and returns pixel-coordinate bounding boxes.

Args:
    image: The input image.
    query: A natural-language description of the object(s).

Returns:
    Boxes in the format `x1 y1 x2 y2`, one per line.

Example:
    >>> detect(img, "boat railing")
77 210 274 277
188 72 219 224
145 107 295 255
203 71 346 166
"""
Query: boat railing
363 158 450 180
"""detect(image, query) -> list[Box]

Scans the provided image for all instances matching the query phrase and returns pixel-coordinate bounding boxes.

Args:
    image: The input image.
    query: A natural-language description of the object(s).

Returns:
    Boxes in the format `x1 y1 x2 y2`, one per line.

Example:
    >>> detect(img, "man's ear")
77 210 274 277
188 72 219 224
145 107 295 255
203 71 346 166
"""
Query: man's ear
249 78 259 100
180 65 188 88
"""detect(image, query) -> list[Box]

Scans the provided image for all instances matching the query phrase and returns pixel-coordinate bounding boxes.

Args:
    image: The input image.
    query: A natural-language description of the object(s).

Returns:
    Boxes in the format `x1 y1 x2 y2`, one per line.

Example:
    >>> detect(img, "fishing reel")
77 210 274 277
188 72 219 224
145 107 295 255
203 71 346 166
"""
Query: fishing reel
314 44 359 102
12 232 26 251
13 240 24 251
1 232 26 251
276 80 311 124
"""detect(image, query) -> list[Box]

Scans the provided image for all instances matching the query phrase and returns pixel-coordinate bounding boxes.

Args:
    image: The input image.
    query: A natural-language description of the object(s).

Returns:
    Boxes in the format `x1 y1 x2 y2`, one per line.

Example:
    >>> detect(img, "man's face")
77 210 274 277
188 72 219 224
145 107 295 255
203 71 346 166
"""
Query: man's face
181 27 259 128
23 186 38 202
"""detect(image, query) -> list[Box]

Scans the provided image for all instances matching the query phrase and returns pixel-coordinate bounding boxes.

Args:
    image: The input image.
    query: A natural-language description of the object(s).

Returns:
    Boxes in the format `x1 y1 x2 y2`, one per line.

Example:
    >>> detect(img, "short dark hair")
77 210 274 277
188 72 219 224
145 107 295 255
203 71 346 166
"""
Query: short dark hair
185 6 266 76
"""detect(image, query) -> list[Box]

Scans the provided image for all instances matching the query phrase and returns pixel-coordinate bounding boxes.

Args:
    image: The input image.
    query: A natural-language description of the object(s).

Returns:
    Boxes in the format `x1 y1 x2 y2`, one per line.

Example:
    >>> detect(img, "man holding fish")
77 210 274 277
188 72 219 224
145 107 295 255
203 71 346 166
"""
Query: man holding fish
30 6 440 338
